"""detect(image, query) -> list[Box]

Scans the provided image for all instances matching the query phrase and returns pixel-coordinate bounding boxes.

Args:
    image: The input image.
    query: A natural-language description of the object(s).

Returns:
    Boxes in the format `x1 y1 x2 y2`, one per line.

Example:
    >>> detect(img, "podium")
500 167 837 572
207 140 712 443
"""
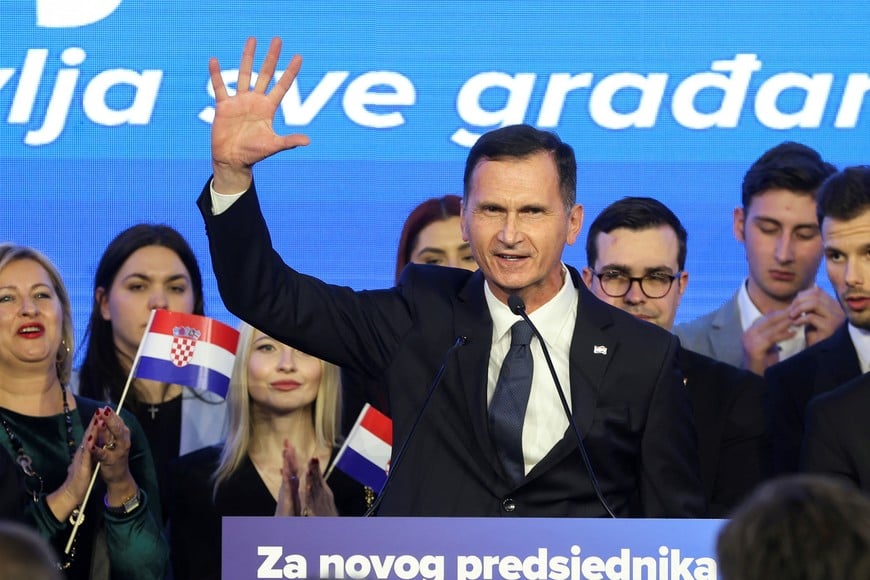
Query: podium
223 517 725 579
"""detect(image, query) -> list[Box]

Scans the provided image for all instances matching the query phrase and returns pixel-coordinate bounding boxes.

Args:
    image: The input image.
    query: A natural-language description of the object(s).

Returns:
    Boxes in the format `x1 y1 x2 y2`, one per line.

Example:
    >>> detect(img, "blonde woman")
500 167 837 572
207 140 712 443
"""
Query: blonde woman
169 323 365 580
0 244 166 579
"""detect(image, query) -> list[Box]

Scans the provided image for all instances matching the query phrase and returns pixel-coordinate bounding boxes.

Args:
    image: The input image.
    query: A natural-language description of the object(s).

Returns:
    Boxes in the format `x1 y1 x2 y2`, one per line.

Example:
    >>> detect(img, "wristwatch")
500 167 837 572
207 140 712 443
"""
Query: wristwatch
104 489 142 516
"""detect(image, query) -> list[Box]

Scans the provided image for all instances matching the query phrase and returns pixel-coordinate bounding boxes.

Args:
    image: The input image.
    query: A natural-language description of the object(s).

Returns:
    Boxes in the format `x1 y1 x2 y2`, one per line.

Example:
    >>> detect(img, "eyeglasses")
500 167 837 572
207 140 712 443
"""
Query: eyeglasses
591 270 681 299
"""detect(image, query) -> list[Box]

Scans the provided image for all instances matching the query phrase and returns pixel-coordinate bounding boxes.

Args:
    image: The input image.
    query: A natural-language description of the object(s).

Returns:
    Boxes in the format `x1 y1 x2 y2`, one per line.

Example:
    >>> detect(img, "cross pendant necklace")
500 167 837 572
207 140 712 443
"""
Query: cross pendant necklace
144 382 170 420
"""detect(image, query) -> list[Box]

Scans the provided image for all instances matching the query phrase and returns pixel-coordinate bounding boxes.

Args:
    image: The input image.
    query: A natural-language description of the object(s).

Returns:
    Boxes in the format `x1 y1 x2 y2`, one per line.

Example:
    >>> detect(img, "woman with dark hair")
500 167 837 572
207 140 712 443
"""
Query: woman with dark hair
394 195 477 283
0 243 166 579
76 224 226 520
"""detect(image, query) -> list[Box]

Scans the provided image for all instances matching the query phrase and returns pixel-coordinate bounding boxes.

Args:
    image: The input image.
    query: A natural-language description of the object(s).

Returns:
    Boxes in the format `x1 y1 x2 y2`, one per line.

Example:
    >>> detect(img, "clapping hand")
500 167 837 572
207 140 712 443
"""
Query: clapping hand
275 440 338 517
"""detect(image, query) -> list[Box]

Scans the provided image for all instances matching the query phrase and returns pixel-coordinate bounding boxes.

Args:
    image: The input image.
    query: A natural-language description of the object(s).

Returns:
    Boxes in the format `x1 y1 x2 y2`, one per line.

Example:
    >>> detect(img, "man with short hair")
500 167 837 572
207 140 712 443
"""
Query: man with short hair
717 475 870 580
583 196 770 515
770 166 870 474
676 142 841 376
196 37 705 517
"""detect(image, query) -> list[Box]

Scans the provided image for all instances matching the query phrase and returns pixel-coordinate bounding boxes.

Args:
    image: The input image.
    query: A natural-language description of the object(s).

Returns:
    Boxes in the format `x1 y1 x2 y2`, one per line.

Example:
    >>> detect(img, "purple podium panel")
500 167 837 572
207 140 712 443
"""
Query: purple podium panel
223 517 725 579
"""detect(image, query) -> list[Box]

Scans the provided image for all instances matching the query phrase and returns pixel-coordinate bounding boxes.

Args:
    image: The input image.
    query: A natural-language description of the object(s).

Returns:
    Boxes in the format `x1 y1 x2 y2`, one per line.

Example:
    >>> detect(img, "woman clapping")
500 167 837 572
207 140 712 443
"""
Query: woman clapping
0 244 166 579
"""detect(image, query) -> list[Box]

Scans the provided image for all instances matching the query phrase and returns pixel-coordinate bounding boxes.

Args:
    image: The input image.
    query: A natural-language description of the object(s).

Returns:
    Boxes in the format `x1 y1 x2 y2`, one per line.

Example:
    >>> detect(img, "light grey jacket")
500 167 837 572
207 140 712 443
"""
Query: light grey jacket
674 291 744 368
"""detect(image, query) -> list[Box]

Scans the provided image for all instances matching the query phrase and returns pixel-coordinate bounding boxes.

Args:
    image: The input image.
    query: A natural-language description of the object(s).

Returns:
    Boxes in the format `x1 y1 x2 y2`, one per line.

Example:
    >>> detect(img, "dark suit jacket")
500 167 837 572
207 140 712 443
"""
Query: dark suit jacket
679 348 771 516
197 182 705 517
765 324 861 474
801 373 870 493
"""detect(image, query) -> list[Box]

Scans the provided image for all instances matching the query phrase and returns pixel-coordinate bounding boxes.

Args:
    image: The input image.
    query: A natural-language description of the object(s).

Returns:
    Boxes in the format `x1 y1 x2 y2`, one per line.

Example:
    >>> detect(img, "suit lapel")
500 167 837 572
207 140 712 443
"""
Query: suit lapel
816 324 861 389
526 271 615 479
709 293 743 365
568 281 615 437
454 271 503 477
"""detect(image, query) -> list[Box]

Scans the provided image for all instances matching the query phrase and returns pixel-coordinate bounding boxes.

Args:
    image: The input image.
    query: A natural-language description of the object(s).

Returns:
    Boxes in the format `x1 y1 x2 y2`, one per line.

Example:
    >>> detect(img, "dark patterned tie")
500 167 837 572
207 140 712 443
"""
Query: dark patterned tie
489 320 535 485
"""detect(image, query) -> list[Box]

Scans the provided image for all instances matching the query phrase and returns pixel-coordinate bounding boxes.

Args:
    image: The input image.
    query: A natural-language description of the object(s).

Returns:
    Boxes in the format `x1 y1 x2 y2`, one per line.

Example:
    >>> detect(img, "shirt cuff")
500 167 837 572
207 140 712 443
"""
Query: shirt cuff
209 177 247 215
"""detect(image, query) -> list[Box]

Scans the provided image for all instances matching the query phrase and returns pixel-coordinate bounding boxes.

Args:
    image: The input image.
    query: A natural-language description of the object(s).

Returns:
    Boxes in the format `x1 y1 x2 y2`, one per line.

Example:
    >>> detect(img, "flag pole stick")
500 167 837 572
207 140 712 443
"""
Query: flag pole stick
64 309 159 555
115 308 158 415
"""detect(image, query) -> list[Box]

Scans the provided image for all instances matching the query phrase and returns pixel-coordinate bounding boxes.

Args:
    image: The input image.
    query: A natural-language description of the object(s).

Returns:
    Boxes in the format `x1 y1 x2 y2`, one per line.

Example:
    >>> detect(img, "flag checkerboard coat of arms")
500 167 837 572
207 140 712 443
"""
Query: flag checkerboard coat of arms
135 310 239 398
170 326 203 367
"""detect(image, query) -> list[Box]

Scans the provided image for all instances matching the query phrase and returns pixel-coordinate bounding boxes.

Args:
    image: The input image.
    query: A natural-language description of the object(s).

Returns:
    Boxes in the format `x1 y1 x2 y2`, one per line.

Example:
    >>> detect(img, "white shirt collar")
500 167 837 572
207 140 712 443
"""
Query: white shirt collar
848 323 870 374
484 264 576 346
737 278 762 331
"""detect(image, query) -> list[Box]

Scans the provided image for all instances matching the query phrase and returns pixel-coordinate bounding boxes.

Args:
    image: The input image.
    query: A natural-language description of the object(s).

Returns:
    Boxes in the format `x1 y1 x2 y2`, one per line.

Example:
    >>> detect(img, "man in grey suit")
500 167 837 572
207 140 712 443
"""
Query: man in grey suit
675 142 842 376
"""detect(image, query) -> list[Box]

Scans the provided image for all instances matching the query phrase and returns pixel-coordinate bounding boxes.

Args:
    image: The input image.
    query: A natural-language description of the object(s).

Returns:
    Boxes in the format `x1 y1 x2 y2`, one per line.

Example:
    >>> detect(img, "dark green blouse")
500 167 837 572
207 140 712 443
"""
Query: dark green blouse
0 396 167 580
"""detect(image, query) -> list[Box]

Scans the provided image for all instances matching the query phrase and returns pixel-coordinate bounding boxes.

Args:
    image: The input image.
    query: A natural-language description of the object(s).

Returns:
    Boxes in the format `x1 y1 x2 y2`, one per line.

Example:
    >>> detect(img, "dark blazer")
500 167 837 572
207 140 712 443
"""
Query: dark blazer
765 324 862 474
169 445 366 580
679 348 771 516
197 182 705 517
801 373 870 492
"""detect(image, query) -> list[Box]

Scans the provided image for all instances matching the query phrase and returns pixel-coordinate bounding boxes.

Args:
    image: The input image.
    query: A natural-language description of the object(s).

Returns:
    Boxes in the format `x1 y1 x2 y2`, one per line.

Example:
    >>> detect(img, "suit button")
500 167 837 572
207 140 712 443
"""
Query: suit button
502 498 516 512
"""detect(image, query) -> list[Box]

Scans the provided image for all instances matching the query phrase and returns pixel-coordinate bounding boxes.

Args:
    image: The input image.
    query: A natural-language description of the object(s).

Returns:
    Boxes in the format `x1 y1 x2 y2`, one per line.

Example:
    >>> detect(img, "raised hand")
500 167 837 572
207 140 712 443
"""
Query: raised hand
788 286 845 347
210 37 311 194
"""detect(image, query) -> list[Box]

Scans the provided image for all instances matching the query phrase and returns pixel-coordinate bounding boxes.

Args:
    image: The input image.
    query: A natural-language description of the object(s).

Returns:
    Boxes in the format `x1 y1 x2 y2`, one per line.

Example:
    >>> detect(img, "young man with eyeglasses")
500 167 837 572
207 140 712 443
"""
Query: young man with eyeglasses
583 196 771 515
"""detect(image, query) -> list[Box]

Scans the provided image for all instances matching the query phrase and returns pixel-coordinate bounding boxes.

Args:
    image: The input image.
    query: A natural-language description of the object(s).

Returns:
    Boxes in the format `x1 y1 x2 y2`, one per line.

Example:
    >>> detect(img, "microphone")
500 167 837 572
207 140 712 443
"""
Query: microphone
364 335 469 517
508 294 616 518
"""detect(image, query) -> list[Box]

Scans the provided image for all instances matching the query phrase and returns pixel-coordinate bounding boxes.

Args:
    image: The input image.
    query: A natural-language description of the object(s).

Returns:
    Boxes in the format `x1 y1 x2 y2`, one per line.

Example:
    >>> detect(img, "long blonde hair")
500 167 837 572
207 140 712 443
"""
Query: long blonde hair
0 244 74 386
212 322 342 496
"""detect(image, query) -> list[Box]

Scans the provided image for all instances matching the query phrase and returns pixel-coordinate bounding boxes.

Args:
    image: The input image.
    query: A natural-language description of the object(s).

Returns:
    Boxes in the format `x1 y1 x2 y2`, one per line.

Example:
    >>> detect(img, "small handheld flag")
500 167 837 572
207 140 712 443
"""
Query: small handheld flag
330 404 392 493
65 309 239 556
134 309 240 399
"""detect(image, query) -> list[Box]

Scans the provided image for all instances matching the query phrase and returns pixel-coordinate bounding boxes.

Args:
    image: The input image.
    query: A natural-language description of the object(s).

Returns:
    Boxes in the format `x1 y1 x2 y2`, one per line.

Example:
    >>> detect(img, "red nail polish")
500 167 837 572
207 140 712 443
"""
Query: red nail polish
88 435 93 441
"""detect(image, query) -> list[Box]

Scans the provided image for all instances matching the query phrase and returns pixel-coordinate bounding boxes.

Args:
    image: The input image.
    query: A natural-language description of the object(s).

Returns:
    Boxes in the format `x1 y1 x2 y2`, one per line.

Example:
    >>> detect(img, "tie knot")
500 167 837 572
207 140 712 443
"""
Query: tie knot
510 320 534 347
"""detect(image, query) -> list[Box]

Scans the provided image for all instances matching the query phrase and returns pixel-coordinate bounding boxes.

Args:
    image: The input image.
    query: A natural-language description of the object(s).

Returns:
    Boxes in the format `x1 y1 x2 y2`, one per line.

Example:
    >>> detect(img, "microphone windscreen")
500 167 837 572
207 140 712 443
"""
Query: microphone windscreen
507 294 526 315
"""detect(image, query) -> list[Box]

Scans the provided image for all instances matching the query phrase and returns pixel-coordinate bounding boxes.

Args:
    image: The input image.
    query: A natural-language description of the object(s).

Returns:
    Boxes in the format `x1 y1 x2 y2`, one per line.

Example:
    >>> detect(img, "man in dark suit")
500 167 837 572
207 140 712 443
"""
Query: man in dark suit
582 197 771 516
767 166 870 474
196 37 705 517
802 373 870 492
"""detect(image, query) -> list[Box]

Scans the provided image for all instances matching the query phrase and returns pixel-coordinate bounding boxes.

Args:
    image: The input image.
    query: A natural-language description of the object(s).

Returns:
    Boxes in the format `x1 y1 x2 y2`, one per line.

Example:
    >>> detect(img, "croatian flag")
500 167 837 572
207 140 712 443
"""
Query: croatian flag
134 310 240 399
332 404 392 493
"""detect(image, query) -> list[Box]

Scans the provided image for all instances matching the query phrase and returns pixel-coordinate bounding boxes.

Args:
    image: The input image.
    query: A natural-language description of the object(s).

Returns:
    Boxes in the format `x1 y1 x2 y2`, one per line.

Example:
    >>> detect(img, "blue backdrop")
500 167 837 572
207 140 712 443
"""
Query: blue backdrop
3 1 870 363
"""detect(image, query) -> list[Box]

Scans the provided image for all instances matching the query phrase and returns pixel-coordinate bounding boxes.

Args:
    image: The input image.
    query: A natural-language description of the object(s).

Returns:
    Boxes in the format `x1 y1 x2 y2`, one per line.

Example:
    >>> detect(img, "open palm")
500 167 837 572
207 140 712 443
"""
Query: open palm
210 37 311 193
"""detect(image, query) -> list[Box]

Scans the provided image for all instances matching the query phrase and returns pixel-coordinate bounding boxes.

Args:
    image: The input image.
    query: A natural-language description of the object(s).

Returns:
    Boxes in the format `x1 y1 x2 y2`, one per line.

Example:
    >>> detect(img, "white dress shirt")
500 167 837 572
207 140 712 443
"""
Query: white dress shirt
848 323 870 374
484 268 578 476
